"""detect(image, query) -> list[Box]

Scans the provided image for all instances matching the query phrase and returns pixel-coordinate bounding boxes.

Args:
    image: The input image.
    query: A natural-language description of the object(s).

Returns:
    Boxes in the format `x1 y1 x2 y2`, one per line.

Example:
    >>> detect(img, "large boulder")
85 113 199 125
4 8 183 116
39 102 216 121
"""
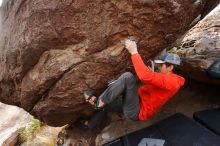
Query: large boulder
0 102 32 145
177 4 220 85
0 0 217 126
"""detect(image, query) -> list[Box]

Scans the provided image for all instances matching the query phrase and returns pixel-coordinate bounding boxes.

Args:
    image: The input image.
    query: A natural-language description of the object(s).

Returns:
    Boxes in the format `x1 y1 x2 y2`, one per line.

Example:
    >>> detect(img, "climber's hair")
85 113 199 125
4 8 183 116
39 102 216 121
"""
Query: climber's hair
164 63 180 72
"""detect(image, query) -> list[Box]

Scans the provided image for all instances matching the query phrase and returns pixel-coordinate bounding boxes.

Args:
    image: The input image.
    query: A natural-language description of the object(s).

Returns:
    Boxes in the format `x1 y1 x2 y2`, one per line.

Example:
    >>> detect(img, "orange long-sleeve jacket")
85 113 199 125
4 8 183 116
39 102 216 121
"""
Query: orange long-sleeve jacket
131 53 185 121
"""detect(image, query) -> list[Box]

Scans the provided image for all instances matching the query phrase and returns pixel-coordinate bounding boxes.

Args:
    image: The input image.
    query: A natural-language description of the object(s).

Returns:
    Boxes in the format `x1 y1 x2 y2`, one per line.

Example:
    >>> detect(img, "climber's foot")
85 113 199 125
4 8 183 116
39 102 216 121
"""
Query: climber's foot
83 91 101 109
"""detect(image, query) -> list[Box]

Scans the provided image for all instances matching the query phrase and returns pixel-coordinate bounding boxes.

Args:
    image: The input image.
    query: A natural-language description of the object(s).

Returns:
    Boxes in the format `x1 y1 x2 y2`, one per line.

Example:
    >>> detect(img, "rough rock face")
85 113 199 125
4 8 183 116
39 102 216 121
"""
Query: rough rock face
0 0 215 126
177 4 220 85
0 102 32 145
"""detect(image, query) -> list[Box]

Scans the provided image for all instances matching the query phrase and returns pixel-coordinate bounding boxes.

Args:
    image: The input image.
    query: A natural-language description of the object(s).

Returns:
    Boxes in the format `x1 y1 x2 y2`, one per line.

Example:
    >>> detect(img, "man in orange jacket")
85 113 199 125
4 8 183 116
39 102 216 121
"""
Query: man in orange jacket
84 39 185 121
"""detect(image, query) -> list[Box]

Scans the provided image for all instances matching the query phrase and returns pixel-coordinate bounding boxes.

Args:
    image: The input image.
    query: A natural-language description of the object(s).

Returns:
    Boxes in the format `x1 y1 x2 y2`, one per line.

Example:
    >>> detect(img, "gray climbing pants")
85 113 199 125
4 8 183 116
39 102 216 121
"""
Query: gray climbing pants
99 72 140 120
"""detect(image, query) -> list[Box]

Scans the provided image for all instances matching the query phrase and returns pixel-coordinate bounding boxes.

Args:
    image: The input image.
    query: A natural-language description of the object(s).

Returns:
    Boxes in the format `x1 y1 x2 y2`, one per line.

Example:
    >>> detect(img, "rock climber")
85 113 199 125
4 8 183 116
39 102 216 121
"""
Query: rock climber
83 39 185 125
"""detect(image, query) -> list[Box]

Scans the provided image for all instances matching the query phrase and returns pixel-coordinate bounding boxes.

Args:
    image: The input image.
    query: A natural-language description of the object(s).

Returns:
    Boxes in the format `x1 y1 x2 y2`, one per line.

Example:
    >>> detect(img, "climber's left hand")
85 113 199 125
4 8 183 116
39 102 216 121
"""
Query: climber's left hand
124 39 138 55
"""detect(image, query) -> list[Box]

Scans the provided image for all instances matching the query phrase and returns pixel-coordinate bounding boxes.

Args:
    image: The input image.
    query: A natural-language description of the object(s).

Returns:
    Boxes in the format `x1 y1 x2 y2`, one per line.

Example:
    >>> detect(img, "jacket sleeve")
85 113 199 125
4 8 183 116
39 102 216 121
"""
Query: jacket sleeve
131 53 174 90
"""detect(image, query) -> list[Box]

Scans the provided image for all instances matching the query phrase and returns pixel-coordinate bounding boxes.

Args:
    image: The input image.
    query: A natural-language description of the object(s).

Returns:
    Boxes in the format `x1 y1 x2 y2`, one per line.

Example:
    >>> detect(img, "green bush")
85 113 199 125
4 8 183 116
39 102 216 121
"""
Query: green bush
19 118 44 142
167 47 177 54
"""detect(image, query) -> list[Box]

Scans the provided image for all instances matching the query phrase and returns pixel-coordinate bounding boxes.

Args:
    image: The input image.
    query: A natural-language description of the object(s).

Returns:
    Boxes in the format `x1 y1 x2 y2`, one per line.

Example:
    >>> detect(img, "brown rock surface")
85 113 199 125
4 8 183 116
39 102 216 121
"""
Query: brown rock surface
2 131 19 146
177 4 220 85
0 0 217 126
